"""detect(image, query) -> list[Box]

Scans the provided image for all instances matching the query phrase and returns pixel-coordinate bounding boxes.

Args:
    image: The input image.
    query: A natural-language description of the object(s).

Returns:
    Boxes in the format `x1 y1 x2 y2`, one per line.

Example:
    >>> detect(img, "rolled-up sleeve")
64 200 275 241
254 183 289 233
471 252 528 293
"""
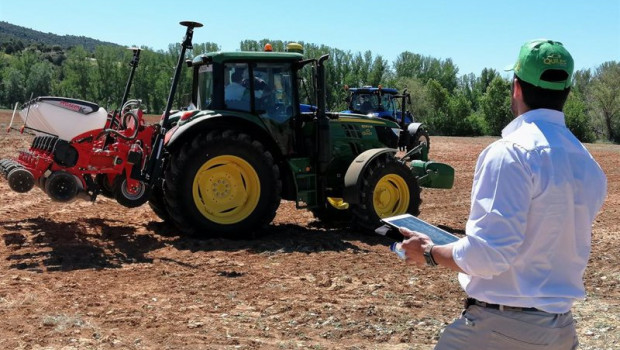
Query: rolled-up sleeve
453 140 534 278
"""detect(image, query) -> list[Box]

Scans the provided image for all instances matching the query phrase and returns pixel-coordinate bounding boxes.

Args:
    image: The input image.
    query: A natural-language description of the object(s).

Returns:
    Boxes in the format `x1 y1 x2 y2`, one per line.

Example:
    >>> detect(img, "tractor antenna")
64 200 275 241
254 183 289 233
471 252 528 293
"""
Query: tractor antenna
161 21 203 124
143 21 203 184
118 47 141 113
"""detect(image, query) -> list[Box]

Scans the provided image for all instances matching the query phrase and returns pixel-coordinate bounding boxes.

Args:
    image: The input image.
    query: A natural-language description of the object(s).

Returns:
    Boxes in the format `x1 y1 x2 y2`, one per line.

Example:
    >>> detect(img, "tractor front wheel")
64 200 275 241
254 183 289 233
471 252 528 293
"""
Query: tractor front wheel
407 128 430 160
351 154 421 232
163 130 281 238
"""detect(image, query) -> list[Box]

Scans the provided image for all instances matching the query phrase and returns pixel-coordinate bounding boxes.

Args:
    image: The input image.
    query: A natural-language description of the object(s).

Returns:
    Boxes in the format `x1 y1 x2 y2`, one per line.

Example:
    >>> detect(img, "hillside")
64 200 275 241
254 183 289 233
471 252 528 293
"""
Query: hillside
0 21 120 51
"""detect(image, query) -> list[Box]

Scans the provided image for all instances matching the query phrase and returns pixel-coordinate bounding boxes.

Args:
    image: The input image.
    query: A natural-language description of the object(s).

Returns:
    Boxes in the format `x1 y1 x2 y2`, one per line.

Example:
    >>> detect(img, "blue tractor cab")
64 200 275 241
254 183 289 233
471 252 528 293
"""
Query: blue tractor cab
342 86 412 124
342 86 429 157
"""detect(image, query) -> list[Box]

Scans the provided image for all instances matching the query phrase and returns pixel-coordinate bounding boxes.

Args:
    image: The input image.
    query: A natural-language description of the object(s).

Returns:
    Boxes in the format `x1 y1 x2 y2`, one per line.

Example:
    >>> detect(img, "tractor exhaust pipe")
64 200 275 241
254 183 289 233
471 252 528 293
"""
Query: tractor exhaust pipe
316 54 331 175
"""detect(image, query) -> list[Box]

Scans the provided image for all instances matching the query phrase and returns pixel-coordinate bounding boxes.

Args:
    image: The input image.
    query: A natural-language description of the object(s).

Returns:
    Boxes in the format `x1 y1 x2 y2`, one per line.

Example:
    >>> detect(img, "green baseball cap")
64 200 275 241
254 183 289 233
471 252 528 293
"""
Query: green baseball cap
505 39 574 90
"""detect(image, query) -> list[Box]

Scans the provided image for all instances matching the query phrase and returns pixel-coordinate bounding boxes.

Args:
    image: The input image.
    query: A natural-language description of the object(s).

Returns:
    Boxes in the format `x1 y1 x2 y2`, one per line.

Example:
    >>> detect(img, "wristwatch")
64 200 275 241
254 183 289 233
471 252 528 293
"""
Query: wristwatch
423 244 438 267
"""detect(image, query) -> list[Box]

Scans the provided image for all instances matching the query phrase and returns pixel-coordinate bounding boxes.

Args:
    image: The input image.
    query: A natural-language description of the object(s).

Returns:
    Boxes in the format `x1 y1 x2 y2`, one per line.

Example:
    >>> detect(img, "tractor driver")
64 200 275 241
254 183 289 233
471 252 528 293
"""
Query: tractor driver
357 94 376 114
225 69 247 100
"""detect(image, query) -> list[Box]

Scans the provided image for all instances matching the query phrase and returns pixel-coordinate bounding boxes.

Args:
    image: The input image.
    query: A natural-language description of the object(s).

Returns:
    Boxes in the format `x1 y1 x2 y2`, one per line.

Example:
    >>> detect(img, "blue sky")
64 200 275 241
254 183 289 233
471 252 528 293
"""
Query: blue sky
1 0 618 77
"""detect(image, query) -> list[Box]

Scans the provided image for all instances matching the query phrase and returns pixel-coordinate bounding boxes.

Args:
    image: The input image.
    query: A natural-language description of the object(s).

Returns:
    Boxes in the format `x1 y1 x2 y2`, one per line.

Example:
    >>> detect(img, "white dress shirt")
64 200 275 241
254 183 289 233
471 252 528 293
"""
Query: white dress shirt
452 109 607 313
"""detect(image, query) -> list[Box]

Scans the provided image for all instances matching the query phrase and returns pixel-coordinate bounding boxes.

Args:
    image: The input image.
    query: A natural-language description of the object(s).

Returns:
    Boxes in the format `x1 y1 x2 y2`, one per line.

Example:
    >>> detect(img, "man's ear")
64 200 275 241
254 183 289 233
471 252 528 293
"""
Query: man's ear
512 78 522 99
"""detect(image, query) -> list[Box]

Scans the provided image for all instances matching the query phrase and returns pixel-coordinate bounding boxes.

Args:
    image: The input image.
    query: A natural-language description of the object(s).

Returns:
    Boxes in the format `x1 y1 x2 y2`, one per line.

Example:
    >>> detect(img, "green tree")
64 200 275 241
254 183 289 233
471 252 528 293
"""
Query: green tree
424 79 473 136
15 50 38 82
480 76 511 135
394 52 458 92
94 46 124 109
447 92 473 136
572 69 592 97
424 79 450 134
477 68 499 94
193 42 220 55
25 61 54 98
564 92 595 143
458 73 480 111
2 67 26 104
367 55 388 87
394 51 423 79
54 46 95 100
391 76 431 124
438 58 458 92
587 61 620 142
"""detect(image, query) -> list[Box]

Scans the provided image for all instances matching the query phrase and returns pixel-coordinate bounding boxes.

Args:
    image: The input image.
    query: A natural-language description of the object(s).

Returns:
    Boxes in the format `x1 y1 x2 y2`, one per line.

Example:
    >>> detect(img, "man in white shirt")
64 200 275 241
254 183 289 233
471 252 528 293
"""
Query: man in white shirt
399 39 607 349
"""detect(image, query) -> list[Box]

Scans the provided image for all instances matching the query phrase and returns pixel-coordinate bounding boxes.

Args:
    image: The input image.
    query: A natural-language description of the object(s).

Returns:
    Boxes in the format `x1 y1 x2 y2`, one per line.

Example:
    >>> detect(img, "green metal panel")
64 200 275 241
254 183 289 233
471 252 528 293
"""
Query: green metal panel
287 158 317 208
410 160 455 189
308 114 400 194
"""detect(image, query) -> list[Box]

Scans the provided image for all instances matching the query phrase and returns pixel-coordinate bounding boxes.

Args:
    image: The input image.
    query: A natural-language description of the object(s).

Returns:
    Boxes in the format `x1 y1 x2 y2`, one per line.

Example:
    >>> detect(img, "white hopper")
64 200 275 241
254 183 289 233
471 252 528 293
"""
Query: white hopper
19 97 108 141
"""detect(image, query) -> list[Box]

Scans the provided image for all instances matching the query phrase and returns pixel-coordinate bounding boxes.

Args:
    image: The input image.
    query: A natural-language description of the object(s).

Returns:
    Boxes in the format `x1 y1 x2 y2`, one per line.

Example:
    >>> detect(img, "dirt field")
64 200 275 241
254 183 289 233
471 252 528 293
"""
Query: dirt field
0 110 617 350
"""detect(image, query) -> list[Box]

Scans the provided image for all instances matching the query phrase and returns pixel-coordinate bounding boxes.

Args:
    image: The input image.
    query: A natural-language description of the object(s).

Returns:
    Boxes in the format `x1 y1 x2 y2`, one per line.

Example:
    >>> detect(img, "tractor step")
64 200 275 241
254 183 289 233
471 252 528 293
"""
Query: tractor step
295 172 317 208
288 158 317 208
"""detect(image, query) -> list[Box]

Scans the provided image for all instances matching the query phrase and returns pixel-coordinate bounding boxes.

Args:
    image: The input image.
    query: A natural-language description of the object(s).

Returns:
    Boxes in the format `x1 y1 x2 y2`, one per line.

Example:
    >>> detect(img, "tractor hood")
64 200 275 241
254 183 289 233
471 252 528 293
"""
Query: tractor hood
330 111 400 128
327 112 402 150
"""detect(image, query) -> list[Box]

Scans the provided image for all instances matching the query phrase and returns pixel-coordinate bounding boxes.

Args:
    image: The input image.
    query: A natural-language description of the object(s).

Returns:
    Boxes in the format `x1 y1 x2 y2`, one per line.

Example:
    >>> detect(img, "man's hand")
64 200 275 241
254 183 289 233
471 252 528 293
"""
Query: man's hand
399 227 464 272
399 227 433 265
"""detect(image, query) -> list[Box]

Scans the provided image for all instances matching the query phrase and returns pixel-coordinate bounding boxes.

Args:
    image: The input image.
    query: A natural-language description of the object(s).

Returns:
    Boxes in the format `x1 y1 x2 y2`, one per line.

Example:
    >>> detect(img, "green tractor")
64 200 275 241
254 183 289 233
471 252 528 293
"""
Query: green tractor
148 22 454 237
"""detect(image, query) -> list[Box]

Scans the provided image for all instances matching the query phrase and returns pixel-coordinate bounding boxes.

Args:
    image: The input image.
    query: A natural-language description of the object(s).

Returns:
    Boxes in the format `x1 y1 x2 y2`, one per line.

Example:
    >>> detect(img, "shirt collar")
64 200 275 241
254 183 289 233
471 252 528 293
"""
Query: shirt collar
502 109 566 138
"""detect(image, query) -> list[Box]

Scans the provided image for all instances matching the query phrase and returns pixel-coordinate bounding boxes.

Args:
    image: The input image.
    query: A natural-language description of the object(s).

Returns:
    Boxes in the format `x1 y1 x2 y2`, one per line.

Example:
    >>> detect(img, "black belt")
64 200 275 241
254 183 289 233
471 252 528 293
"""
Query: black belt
465 298 542 312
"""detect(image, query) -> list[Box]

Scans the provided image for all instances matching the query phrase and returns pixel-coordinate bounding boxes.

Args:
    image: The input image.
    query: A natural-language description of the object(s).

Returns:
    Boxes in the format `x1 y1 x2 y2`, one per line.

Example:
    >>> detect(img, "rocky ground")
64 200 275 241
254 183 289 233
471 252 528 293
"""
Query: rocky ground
0 110 617 349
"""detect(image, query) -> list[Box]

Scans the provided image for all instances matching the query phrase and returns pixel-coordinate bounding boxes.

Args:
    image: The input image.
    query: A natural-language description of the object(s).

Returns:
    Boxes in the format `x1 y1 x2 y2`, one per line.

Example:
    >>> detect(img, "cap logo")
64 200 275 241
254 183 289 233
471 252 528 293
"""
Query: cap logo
543 54 567 66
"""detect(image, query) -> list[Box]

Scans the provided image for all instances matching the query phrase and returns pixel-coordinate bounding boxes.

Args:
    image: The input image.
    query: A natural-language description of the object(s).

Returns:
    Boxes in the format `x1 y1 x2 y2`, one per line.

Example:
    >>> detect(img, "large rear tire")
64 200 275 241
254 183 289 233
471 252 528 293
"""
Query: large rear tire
163 130 281 238
351 154 421 232
148 180 171 222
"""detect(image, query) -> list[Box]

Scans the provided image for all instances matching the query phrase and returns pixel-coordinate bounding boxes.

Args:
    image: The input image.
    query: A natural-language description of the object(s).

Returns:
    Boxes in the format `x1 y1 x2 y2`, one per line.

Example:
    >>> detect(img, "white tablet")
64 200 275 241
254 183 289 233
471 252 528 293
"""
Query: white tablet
381 214 459 245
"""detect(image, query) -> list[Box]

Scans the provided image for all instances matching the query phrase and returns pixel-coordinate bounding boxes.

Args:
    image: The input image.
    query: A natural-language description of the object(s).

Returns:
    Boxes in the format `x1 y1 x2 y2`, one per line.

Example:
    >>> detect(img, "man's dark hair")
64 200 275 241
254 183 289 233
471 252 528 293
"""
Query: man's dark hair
516 75 571 111
232 69 243 82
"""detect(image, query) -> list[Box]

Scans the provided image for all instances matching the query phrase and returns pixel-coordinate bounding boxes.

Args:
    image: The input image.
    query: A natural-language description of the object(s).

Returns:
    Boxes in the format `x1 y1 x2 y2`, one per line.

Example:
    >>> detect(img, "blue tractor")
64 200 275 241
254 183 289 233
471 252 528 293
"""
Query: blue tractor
342 86 430 158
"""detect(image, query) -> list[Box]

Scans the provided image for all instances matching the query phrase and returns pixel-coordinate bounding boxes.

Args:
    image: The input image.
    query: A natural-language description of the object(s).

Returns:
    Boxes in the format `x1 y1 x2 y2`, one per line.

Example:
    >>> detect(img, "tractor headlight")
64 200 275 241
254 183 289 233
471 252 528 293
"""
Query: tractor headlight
391 128 401 136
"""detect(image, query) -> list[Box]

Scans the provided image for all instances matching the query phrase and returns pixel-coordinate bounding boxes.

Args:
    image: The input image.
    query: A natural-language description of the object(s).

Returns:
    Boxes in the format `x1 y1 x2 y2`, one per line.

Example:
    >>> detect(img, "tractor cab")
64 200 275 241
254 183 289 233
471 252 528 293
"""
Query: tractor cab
164 51 314 159
192 51 302 125
343 86 413 124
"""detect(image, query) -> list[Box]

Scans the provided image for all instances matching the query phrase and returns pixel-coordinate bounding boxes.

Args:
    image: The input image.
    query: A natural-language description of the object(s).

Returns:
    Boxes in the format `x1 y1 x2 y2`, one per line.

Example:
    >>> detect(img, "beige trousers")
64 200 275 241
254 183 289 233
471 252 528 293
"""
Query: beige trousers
435 305 578 349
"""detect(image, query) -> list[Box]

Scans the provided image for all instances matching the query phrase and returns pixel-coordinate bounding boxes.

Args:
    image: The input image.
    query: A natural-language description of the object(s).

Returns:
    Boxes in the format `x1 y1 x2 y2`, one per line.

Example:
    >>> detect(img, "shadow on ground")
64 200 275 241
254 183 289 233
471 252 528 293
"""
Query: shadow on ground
0 216 406 272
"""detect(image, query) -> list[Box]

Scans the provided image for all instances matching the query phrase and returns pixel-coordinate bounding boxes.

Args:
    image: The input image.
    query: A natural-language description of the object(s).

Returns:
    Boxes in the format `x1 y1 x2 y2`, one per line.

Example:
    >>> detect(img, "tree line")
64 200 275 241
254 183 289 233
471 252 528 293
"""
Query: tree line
0 39 618 143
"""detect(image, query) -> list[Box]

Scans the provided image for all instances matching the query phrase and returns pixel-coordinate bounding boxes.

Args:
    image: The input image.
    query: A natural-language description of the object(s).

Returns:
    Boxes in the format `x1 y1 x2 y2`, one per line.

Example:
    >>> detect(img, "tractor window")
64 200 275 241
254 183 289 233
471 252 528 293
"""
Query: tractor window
354 93 379 114
254 63 294 123
381 94 395 113
224 63 251 111
197 64 214 109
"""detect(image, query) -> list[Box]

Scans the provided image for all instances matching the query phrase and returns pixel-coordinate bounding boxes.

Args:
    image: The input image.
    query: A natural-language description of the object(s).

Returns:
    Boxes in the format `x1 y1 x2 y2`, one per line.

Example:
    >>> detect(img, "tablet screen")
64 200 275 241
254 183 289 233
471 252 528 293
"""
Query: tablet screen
382 214 459 245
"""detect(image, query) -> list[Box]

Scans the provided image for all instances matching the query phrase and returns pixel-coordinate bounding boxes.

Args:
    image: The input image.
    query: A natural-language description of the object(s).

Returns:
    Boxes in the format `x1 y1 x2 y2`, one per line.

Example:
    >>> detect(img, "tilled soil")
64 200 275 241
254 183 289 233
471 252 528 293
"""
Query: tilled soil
0 111 618 349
